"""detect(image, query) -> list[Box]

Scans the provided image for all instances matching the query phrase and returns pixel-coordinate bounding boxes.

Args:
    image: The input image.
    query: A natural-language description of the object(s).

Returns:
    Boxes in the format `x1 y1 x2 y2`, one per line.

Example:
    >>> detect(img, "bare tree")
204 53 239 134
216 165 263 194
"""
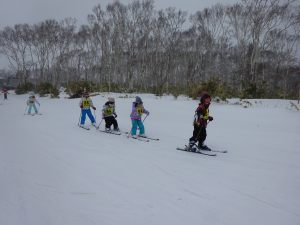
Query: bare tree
0 24 33 84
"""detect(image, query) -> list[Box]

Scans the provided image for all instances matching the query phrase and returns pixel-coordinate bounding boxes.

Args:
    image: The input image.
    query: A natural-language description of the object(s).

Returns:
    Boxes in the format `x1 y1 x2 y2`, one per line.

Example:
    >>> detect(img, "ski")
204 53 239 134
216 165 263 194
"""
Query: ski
202 149 227 153
125 132 159 141
24 113 42 116
78 125 90 130
130 136 150 142
98 130 121 135
138 136 159 141
176 147 217 156
198 146 227 153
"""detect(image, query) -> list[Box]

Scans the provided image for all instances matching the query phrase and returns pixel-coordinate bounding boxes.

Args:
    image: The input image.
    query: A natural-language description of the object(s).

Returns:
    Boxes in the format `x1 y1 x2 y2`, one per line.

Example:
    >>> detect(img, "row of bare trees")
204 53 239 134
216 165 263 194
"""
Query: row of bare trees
0 0 299 97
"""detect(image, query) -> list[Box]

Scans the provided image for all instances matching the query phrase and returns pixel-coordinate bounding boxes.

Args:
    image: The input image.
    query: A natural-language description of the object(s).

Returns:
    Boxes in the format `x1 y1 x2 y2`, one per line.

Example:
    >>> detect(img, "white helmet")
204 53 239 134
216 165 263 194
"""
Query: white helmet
108 97 115 103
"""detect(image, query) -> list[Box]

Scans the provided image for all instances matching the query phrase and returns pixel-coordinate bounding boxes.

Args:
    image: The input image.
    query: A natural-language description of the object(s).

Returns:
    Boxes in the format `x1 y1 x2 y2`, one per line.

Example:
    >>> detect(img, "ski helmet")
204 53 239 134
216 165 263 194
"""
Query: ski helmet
108 97 115 103
135 96 143 104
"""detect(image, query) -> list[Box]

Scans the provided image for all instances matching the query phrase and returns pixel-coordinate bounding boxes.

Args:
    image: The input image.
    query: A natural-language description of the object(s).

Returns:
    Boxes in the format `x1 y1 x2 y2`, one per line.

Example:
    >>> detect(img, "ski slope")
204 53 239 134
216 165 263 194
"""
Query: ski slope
0 92 300 225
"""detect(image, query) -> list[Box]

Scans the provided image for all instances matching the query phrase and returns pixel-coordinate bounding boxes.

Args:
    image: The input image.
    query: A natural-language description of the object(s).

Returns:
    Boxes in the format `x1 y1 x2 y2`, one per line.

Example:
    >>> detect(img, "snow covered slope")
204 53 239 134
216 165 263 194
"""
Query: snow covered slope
0 92 299 225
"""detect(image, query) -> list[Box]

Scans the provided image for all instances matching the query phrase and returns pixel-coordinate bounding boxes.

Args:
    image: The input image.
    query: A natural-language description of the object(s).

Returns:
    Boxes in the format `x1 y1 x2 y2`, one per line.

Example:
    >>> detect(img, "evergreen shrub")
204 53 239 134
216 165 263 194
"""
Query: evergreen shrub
15 83 34 95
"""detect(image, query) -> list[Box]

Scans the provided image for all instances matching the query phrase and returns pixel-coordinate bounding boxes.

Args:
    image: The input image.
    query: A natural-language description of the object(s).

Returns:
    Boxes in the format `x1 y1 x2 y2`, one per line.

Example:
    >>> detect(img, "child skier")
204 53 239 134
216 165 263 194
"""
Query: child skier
188 93 213 151
102 97 119 132
79 92 96 128
26 93 40 115
130 96 149 138
2 87 8 100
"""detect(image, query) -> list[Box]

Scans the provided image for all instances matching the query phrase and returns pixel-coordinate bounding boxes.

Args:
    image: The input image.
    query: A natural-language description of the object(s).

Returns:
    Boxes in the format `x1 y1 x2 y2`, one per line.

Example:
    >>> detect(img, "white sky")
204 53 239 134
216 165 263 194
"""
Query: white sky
0 0 237 69
0 0 237 29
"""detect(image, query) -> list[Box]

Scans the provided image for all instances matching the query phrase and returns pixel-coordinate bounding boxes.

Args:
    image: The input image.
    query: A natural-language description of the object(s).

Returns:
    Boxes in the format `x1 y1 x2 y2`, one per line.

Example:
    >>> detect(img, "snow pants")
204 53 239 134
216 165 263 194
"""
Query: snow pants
131 119 145 136
189 124 207 146
80 109 95 125
104 116 119 130
28 104 38 114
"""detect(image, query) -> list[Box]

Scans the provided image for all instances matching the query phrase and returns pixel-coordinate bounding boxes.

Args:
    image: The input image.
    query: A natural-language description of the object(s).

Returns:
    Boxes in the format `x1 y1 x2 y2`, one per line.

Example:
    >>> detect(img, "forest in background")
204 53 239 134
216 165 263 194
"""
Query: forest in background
0 0 299 99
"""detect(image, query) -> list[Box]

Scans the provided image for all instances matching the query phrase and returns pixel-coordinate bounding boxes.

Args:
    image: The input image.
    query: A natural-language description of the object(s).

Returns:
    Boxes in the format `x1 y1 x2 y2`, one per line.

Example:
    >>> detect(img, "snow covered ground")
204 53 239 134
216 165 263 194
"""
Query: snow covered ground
0 92 300 225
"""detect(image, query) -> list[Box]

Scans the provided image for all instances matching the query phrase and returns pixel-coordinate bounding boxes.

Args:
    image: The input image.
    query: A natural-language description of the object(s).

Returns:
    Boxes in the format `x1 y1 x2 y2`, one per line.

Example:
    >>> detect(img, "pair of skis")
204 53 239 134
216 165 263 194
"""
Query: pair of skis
176 145 227 156
79 125 159 142
24 113 42 116
78 123 98 130
98 129 121 135
100 130 159 142
125 132 160 142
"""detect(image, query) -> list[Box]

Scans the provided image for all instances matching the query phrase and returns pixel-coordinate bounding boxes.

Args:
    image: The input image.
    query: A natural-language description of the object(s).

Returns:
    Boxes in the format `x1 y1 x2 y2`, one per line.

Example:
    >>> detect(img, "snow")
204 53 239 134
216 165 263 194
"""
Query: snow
0 92 300 225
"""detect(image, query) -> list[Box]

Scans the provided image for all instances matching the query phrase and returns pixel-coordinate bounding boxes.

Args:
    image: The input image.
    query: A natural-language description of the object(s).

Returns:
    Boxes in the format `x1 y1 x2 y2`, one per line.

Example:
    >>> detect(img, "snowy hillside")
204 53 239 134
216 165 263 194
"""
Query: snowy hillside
1 92 300 225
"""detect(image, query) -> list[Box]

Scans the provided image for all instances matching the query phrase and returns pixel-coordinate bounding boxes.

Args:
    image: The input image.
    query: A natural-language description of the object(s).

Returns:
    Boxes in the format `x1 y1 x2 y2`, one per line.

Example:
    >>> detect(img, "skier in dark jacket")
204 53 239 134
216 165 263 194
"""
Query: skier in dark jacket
102 97 119 132
188 93 213 150
2 87 8 100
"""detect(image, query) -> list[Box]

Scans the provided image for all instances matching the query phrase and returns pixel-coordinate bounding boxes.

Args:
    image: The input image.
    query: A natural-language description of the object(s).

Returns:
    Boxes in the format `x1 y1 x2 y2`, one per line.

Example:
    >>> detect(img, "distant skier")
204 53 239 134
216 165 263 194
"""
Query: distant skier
79 91 96 128
130 96 149 138
102 97 119 132
2 87 8 100
26 93 40 115
188 92 213 151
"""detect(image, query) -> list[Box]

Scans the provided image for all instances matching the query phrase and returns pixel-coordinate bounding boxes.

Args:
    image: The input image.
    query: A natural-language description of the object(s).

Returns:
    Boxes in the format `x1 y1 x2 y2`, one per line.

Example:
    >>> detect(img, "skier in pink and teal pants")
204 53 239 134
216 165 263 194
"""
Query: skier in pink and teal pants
130 96 149 137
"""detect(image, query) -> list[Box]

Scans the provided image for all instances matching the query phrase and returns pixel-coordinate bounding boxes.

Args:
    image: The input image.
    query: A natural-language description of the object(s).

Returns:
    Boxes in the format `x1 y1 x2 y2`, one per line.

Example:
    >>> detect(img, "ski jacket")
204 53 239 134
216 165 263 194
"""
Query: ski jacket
79 97 94 109
130 102 149 120
27 96 40 106
194 103 210 127
102 101 116 118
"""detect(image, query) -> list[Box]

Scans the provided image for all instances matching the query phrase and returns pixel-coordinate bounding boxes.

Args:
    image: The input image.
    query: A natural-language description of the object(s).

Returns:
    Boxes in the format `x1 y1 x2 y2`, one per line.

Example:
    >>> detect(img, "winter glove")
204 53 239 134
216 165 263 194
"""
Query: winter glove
92 107 96 110
80 105 83 108
114 113 117 118
208 116 213 121
146 111 150 116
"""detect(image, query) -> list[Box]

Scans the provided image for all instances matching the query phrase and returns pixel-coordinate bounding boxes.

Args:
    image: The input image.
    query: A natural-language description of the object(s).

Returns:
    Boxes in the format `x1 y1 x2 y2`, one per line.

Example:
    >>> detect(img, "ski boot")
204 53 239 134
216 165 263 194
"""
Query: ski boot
113 128 121 134
186 141 196 152
198 143 211 151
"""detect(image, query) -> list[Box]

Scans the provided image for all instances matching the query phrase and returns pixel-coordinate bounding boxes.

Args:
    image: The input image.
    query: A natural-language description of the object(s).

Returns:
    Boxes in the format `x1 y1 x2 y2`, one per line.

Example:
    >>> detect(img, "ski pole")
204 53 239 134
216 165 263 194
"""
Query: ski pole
142 114 149 123
93 109 97 123
193 120 211 147
137 114 149 130
96 118 103 130
127 120 134 137
78 110 82 126
24 105 28 115
37 104 40 114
